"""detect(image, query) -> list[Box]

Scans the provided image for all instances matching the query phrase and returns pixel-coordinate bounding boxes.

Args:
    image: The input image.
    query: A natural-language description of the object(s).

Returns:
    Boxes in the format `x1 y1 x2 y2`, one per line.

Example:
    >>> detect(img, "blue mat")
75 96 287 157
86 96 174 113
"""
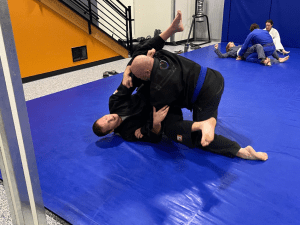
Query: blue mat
26 44 300 224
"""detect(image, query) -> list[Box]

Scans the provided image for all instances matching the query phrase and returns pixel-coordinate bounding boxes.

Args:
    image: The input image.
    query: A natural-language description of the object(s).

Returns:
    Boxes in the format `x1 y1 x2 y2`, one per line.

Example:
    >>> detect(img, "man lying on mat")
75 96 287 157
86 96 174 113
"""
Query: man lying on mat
93 10 268 161
214 42 289 66
93 69 168 143
236 23 289 66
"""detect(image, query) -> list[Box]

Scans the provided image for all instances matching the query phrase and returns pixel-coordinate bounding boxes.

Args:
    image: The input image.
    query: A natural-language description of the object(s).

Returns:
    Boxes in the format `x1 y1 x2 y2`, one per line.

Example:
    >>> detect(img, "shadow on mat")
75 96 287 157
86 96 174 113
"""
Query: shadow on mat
85 119 259 217
151 136 239 212
85 134 124 156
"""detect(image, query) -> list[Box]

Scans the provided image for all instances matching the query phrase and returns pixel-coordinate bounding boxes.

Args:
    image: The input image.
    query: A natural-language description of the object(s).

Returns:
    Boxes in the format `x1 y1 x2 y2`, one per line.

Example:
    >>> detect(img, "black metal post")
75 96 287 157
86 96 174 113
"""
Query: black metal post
88 0 92 34
128 6 133 55
187 16 195 44
204 15 211 42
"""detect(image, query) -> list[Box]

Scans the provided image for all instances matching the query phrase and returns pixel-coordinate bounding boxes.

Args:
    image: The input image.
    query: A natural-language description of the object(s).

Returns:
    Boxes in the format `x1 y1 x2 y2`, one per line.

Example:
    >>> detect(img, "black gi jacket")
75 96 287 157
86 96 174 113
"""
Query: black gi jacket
128 36 223 111
109 78 162 143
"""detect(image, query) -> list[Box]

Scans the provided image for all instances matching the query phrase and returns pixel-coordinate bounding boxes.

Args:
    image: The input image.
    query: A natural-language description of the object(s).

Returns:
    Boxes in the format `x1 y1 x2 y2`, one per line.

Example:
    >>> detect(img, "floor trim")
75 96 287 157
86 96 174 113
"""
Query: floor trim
22 56 124 83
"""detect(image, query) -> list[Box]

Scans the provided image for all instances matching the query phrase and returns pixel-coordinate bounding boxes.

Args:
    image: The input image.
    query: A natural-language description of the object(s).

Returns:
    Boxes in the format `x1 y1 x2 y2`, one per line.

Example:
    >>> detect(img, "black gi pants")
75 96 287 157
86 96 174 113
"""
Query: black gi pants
164 71 241 158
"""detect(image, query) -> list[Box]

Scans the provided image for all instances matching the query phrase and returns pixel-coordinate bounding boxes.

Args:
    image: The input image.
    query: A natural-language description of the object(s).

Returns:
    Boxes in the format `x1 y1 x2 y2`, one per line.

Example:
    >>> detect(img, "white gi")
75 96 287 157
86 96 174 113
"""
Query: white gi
264 27 285 51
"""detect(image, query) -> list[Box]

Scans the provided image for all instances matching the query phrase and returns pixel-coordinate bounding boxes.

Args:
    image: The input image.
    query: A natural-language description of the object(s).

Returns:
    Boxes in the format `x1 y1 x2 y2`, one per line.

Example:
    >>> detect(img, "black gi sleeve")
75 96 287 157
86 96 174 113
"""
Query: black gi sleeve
139 110 162 143
109 83 136 112
116 110 162 143
127 36 166 66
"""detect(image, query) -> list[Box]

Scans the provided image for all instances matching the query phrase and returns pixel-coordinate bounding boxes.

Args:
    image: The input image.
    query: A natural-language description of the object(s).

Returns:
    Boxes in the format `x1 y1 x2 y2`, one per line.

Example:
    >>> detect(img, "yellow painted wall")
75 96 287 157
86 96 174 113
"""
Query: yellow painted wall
7 0 120 78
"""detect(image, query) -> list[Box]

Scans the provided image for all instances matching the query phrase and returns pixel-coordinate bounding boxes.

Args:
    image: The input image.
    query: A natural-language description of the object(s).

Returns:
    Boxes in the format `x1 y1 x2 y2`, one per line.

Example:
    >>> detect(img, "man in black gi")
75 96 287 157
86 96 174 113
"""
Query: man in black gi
126 11 268 160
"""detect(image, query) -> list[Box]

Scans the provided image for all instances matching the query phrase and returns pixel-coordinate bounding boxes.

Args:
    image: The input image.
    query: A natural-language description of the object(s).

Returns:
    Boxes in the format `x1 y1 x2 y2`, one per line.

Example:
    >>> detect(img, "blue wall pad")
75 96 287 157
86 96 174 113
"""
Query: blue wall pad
269 0 300 48
222 0 300 48
228 0 272 43
26 45 300 224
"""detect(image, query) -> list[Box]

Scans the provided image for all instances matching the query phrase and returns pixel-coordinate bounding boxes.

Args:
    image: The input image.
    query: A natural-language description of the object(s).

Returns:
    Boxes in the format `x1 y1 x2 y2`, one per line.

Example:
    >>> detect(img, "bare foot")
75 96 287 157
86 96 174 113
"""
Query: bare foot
199 117 216 147
282 49 290 54
279 55 289 63
236 146 268 161
172 10 184 33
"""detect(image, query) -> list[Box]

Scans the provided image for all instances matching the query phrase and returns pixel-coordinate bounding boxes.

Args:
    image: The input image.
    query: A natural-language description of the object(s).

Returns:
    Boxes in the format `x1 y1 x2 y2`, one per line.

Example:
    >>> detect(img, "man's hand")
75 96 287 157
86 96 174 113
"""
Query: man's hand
151 105 169 134
135 128 143 139
214 44 218 50
153 105 169 126
236 56 242 60
122 66 133 88
147 48 156 58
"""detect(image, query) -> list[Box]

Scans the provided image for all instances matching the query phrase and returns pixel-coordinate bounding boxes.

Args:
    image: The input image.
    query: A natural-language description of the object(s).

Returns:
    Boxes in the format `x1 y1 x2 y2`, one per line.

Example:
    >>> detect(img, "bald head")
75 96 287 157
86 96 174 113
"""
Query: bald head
131 55 154 81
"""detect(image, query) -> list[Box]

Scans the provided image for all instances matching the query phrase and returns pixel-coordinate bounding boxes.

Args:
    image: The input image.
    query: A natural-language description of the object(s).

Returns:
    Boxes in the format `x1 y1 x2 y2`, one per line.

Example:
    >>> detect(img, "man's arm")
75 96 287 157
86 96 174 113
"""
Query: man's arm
238 32 254 57
214 48 231 58
108 83 135 112
135 106 170 143
214 44 230 58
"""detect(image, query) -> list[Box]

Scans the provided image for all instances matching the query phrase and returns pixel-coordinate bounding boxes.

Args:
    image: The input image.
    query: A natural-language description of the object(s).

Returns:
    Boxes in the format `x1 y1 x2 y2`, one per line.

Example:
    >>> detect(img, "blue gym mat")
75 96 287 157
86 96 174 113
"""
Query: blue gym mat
26 44 300 224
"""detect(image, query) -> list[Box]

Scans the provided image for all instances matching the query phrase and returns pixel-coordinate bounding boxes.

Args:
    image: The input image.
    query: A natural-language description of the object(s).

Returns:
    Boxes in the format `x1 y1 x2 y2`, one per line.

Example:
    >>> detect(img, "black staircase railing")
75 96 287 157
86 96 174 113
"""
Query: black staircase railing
59 0 133 55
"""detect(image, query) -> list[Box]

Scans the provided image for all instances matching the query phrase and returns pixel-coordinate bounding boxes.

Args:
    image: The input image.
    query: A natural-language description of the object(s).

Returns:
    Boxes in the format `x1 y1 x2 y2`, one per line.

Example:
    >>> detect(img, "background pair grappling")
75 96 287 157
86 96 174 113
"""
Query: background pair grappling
214 23 289 66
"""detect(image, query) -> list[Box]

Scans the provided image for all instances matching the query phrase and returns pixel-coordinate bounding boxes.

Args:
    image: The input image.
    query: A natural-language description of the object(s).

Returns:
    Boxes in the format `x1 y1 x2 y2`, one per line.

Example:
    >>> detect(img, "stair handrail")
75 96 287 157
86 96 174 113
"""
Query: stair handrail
59 0 133 55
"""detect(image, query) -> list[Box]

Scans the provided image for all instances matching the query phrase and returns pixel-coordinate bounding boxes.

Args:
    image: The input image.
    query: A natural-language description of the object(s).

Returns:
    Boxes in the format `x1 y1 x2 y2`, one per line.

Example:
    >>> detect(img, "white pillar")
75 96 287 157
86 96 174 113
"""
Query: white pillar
0 0 47 224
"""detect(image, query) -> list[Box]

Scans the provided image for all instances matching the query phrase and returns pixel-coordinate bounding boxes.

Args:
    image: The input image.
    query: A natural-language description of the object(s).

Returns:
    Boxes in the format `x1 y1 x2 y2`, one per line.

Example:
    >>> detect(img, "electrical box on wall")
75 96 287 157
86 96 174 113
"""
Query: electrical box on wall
72 46 87 62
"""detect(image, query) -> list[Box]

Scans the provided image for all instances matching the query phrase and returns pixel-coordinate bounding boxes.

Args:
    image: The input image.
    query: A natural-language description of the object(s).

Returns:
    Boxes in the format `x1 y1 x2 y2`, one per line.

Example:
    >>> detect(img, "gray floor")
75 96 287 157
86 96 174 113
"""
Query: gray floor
0 40 219 224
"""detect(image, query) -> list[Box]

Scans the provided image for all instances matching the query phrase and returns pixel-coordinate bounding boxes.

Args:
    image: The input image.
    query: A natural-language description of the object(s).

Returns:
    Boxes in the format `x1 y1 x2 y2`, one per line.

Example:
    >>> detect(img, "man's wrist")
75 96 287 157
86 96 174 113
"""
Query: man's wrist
152 122 161 134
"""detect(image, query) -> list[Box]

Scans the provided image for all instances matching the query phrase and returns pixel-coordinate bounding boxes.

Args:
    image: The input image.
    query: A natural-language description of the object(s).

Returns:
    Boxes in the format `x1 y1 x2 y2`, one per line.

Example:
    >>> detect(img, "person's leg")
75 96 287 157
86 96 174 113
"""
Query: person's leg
160 10 184 41
192 101 268 160
245 52 260 64
164 107 239 157
191 70 268 160
243 44 264 58
163 108 268 160
192 69 224 147
272 50 280 60
244 44 270 65
272 50 290 63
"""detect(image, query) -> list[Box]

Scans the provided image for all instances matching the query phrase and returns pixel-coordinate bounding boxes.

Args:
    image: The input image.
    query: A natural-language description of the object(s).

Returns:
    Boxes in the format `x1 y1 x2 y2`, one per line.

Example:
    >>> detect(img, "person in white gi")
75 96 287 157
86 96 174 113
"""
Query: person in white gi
264 19 290 54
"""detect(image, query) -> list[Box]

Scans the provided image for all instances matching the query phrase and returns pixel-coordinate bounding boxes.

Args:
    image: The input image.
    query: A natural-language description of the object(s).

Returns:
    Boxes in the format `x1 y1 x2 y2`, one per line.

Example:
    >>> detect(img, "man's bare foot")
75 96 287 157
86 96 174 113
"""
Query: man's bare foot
282 49 290 54
172 10 184 33
236 146 268 161
279 55 289 63
199 117 216 147
262 57 271 66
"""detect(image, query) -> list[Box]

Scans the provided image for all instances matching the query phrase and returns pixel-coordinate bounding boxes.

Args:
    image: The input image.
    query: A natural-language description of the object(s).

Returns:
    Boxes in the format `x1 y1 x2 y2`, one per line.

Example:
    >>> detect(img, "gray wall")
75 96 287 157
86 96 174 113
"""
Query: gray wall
133 0 224 41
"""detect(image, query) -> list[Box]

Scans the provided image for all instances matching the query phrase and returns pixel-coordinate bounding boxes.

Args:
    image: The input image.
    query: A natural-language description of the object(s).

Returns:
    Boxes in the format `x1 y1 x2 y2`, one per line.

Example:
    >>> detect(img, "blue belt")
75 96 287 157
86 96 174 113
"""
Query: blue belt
191 66 207 104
